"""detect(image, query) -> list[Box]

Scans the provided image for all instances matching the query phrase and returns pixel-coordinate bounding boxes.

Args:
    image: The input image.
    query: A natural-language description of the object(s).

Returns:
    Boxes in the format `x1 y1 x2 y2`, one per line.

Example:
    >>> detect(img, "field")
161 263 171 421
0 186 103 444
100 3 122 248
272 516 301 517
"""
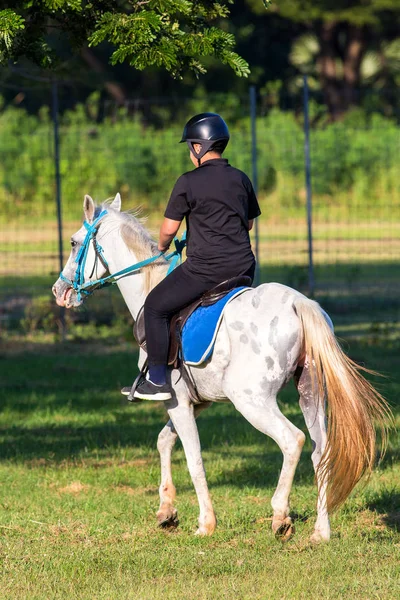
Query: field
1 77 400 600
1 217 399 309
0 331 399 599
1 190 399 598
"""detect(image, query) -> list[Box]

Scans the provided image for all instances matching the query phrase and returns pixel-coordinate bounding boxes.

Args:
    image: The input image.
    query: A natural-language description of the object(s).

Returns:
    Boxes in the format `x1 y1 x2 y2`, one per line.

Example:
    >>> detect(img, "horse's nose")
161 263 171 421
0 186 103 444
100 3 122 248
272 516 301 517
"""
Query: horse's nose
52 284 57 297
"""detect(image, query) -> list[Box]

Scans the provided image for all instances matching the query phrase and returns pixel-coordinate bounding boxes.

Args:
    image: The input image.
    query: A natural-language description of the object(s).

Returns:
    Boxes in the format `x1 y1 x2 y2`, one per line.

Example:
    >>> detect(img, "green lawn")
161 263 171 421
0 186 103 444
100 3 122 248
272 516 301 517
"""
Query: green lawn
0 337 398 599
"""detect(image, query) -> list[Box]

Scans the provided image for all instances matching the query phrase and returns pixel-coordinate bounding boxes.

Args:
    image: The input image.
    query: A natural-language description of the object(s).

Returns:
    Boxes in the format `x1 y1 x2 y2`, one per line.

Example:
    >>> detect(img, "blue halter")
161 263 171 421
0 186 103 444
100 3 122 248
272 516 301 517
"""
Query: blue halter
59 210 186 302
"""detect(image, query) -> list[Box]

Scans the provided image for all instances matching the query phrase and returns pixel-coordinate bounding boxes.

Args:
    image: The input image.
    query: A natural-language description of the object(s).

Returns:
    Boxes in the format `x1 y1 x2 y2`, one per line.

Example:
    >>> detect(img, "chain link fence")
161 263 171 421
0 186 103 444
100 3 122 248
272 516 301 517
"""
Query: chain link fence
1 82 399 330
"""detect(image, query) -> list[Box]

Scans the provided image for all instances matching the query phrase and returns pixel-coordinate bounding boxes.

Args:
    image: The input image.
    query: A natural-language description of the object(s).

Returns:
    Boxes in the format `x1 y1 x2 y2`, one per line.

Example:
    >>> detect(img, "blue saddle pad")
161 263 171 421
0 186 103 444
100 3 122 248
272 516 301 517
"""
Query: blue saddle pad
181 287 251 366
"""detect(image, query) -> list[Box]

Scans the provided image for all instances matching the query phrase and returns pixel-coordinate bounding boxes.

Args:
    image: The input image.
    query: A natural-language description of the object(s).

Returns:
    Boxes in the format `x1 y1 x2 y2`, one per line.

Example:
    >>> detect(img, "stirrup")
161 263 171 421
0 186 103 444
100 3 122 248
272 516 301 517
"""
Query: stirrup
127 360 148 403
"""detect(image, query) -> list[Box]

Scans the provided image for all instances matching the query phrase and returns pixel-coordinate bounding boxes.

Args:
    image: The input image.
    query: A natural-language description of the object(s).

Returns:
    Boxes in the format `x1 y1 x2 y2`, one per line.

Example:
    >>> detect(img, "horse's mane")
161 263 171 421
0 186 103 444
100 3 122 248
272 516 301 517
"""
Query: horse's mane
99 201 167 294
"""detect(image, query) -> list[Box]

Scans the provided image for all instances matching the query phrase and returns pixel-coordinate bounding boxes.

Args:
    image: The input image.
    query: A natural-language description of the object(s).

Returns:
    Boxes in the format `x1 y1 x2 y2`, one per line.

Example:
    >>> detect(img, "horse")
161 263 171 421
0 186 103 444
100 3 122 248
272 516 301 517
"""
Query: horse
52 193 390 543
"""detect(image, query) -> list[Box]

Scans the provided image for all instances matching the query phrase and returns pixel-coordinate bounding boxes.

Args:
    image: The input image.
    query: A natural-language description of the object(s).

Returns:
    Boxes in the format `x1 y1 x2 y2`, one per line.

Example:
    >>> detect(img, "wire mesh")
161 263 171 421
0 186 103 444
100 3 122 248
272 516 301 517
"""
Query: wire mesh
0 86 399 330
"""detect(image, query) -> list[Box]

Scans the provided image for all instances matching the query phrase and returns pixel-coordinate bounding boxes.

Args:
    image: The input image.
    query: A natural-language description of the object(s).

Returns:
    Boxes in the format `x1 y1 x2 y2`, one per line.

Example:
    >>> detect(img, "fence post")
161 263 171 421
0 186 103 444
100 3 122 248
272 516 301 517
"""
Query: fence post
303 75 315 296
249 85 260 286
52 80 66 339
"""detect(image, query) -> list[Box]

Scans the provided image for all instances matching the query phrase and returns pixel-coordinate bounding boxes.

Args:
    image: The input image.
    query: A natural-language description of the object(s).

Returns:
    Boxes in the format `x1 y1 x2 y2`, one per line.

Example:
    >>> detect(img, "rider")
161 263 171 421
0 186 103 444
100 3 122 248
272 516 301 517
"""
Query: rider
132 112 261 401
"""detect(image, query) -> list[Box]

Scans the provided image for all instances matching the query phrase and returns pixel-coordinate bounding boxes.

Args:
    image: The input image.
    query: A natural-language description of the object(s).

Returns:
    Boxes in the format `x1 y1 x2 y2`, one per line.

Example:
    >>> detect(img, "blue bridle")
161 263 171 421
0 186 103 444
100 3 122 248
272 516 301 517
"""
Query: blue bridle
59 209 187 302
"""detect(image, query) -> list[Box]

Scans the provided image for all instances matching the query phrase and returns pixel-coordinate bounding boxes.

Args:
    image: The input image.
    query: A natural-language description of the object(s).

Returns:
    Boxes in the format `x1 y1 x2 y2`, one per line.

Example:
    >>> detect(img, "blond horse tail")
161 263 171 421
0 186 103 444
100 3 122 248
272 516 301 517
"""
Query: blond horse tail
294 297 391 513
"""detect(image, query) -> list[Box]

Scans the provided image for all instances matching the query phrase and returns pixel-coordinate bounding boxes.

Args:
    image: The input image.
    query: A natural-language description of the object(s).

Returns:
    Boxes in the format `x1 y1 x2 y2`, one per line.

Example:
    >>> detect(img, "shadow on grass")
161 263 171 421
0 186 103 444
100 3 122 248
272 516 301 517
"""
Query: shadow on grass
2 260 400 326
0 344 315 491
365 490 400 533
0 339 397 490
258 262 400 322
0 420 318 491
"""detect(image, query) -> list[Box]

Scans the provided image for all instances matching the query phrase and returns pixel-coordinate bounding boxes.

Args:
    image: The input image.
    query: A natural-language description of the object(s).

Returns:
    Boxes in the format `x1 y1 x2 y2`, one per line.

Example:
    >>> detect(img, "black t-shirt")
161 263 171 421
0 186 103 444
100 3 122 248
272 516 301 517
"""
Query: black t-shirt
164 158 261 281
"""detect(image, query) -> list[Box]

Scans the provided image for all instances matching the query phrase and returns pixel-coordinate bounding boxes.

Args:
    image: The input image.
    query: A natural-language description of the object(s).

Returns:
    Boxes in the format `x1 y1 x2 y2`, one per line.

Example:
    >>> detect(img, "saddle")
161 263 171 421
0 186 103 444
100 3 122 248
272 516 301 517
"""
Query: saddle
133 275 252 367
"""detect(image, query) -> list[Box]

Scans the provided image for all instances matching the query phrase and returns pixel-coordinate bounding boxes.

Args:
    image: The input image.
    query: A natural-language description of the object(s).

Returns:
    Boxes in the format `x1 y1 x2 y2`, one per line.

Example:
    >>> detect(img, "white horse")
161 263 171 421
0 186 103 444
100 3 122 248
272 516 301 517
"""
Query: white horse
52 194 389 543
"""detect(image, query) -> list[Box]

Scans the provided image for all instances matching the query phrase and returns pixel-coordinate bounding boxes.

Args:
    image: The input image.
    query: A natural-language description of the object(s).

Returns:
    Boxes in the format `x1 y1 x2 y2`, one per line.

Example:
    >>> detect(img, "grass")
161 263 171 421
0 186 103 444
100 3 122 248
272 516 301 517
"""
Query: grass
0 335 399 599
1 213 399 277
1 210 399 336
1 214 400 324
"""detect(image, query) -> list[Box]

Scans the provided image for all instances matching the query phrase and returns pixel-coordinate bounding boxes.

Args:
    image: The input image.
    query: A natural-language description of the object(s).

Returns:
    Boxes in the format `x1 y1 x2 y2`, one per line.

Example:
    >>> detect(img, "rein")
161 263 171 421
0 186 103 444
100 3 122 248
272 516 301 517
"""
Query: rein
59 209 187 302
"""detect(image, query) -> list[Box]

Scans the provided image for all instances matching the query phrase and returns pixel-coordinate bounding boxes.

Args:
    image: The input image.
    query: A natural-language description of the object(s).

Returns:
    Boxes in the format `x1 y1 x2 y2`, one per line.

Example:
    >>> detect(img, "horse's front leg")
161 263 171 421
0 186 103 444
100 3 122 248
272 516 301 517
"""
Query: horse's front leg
156 401 211 529
156 419 179 528
165 395 216 536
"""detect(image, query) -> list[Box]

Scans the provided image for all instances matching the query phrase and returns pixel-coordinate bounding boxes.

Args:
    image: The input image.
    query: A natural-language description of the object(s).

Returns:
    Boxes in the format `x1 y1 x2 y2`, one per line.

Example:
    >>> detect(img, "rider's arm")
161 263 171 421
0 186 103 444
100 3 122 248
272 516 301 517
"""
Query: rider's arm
246 177 261 224
161 174 189 252
158 217 181 252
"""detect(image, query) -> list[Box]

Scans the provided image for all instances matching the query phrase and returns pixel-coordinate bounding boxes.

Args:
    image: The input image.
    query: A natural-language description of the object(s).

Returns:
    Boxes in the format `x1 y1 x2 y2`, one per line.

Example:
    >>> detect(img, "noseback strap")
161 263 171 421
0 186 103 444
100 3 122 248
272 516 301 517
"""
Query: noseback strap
59 209 186 301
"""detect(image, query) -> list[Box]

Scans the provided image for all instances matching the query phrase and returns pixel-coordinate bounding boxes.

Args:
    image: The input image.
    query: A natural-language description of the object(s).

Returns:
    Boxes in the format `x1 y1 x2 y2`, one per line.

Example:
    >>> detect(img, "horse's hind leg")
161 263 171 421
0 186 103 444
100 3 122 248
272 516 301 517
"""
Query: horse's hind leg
156 402 211 529
296 361 330 543
224 379 305 541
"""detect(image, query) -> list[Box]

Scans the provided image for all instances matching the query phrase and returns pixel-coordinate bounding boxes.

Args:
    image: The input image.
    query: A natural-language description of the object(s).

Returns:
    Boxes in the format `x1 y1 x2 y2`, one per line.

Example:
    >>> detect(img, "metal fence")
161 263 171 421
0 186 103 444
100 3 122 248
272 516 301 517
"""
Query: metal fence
1 80 399 328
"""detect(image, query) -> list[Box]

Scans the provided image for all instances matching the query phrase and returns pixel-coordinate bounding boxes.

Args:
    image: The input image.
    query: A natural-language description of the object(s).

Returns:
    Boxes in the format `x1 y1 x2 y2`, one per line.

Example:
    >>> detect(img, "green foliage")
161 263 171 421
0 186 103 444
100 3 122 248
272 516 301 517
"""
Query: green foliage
0 9 24 60
276 1 400 117
21 294 63 334
277 0 400 25
20 289 132 342
289 31 400 90
0 0 252 78
367 321 400 349
0 100 399 223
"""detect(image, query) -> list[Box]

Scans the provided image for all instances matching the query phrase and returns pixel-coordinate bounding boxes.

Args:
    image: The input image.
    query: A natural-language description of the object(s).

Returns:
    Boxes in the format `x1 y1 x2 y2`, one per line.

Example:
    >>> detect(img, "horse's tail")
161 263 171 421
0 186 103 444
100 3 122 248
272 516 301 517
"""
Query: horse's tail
294 297 391 512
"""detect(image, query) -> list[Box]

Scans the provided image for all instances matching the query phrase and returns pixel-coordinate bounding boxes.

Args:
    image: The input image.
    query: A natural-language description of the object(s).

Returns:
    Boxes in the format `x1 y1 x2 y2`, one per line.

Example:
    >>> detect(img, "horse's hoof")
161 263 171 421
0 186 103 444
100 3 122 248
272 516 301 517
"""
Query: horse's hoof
195 517 217 536
273 517 295 542
195 527 214 536
310 531 330 545
196 515 217 536
157 508 179 529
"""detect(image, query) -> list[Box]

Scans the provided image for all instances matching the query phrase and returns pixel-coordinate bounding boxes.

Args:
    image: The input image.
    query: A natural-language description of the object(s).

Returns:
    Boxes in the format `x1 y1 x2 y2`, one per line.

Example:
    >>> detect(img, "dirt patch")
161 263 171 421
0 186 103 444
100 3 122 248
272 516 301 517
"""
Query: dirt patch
247 496 266 505
58 481 90 495
255 516 273 524
81 457 154 469
114 484 157 496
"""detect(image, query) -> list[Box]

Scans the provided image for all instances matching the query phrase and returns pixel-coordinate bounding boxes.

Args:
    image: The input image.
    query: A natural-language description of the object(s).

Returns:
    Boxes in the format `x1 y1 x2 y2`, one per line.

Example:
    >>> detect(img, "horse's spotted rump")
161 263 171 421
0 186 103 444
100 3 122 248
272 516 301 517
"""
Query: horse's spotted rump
250 322 258 336
278 348 289 370
260 376 273 394
230 321 244 331
240 334 249 344
265 356 275 369
252 294 261 309
268 316 279 349
287 332 299 352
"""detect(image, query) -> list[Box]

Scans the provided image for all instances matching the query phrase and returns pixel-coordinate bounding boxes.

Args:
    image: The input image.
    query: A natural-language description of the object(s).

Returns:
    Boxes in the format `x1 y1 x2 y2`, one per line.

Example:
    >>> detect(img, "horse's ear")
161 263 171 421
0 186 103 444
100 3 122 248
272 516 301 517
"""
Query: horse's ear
83 194 95 223
110 193 121 212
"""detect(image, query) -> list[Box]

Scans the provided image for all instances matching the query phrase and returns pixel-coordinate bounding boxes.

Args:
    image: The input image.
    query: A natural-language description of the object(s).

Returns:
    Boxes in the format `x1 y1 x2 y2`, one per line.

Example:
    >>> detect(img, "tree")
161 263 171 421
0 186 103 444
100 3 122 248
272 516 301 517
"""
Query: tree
271 0 400 118
289 32 400 94
0 1 252 79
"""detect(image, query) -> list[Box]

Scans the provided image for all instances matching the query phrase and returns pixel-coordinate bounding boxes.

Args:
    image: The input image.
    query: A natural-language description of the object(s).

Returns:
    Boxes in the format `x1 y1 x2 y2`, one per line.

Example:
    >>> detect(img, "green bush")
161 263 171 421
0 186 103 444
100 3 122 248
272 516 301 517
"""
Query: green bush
0 100 399 223
20 289 133 341
21 294 66 333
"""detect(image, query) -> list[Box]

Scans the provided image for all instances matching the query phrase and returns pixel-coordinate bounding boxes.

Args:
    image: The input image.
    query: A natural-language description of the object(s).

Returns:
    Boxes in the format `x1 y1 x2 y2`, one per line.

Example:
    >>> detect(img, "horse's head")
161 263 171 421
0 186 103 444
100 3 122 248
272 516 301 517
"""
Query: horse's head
52 193 121 308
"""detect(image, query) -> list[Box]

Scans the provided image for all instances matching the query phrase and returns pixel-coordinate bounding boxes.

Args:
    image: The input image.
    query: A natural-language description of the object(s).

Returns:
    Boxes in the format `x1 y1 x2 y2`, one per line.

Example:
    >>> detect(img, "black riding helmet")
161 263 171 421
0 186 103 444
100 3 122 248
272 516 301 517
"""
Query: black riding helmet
180 112 230 162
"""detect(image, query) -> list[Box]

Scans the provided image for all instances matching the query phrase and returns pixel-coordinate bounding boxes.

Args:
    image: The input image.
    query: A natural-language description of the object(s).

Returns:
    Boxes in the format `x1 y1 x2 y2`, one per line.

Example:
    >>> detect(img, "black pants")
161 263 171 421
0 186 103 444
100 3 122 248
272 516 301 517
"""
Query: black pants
144 263 255 366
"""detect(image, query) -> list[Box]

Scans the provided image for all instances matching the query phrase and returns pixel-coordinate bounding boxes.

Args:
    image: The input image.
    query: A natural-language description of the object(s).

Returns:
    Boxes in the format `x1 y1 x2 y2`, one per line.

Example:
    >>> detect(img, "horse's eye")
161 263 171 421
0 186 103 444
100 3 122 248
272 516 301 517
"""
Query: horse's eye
71 240 77 248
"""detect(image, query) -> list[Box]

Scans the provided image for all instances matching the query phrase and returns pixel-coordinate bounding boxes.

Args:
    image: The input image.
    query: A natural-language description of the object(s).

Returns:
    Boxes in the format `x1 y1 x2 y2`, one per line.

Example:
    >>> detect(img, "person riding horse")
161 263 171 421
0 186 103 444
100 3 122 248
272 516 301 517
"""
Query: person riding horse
132 112 261 401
